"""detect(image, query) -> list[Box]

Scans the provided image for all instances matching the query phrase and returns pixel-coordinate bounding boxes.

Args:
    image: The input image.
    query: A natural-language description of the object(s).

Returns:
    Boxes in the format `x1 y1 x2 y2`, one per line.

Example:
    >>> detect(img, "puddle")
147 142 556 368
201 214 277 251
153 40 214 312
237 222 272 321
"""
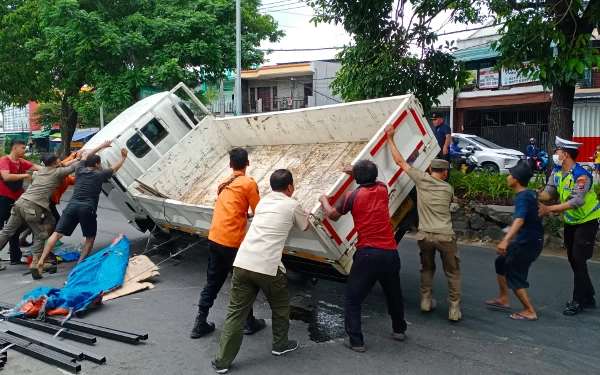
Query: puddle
290 304 345 343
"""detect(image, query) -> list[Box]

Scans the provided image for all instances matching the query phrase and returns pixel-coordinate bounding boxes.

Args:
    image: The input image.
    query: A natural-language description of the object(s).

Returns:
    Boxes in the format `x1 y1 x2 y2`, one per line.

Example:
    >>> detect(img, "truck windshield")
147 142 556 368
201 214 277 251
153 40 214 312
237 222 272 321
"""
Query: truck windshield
126 119 168 158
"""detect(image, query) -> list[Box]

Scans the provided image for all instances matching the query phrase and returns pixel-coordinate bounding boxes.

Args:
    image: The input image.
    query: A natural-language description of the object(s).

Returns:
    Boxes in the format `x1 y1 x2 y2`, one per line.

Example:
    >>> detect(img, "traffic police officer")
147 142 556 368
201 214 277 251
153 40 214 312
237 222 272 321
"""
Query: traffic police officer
538 136 600 315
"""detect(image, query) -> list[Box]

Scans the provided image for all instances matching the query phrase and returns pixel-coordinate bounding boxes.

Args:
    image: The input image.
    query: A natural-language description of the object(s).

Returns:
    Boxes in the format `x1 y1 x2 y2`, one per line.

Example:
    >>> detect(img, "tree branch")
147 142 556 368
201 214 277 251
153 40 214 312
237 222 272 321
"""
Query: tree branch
579 0 599 30
506 0 545 10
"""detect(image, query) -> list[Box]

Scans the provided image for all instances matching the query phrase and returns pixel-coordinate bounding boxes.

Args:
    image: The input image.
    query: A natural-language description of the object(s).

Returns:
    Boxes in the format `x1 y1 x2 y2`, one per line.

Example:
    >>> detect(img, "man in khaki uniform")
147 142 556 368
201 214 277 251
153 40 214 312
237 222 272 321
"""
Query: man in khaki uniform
385 125 461 321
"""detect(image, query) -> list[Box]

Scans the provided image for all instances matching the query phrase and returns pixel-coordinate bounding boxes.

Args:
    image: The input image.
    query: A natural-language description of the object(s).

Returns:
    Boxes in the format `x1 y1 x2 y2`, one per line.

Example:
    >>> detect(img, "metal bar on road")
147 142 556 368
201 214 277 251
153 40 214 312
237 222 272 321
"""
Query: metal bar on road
7 317 97 345
0 332 81 373
0 322 84 360
45 318 140 344
67 320 148 340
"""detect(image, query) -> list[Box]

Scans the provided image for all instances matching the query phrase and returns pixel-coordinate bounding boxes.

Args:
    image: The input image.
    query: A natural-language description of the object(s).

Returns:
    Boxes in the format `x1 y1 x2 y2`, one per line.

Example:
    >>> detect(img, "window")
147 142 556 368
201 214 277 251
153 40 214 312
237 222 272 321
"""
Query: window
470 136 503 149
126 118 168 158
172 101 199 130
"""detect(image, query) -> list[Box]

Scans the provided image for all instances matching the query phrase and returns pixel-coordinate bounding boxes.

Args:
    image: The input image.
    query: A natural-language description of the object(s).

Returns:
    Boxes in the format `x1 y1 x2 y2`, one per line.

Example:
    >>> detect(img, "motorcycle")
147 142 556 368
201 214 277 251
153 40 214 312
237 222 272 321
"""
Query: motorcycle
452 146 480 174
527 151 548 172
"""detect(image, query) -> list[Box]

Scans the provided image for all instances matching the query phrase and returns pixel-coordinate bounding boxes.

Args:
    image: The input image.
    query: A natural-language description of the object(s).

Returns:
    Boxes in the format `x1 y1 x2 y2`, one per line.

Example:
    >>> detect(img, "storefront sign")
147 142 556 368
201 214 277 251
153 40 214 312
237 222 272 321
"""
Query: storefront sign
466 70 478 86
479 67 499 89
501 62 539 86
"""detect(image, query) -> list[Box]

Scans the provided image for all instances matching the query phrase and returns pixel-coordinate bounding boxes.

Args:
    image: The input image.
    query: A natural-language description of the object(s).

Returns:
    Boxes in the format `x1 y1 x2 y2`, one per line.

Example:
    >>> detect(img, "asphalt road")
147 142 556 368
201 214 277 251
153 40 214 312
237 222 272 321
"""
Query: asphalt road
1 192 600 375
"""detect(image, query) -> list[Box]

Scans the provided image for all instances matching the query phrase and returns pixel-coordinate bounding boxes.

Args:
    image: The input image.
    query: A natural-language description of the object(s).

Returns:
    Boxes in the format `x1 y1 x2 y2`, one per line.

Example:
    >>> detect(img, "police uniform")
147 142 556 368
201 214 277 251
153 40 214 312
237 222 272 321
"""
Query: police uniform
543 137 600 312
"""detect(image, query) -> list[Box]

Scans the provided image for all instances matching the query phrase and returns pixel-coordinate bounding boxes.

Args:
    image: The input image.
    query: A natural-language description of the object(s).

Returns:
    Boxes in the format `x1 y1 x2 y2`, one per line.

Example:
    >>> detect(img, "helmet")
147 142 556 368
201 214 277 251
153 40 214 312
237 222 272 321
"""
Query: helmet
452 137 459 145
529 138 536 143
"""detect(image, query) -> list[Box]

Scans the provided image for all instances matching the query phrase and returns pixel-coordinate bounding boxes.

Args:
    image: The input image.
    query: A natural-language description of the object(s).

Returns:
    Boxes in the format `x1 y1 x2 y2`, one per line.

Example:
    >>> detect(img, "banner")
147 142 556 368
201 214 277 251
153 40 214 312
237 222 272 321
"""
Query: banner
479 67 499 89
501 62 539 86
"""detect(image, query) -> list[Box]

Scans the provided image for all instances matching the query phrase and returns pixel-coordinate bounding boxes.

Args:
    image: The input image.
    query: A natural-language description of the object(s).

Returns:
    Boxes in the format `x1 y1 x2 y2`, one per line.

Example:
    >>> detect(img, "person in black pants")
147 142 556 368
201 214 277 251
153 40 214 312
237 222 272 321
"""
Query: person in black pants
319 160 407 352
0 138 40 270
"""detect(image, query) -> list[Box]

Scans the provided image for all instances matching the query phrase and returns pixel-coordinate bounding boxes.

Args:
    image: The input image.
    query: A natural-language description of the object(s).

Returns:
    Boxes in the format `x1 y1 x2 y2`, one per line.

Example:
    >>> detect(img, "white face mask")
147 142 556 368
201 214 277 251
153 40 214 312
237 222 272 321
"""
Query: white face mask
553 154 563 166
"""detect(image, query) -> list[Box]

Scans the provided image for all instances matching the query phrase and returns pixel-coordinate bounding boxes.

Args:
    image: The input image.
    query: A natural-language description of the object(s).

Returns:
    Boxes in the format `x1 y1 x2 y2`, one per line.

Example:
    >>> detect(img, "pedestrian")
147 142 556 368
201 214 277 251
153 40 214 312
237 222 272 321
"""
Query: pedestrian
485 162 543 320
212 169 308 374
431 113 452 181
37 141 127 269
384 124 462 321
0 138 41 269
49 152 77 231
589 143 600 179
538 136 600 316
0 152 82 278
319 160 407 352
190 148 265 340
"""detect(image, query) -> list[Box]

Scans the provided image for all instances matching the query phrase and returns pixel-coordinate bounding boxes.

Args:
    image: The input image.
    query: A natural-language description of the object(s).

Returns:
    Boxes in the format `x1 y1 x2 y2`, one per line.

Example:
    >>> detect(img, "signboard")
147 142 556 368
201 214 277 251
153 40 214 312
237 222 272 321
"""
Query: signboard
70 141 84 148
466 70 478 86
501 62 539 86
479 67 499 89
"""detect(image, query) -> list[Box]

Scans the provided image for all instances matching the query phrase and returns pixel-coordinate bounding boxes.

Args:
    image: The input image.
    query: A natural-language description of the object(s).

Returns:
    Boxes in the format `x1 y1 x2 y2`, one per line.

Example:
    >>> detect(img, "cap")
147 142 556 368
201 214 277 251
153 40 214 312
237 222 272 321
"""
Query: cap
431 159 450 170
555 136 583 150
430 113 443 120
508 161 533 187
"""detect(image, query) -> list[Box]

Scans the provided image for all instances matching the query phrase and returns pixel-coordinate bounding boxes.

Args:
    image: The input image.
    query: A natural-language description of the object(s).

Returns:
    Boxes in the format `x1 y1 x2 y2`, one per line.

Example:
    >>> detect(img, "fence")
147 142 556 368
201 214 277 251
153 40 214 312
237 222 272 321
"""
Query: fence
208 100 234 115
464 104 551 153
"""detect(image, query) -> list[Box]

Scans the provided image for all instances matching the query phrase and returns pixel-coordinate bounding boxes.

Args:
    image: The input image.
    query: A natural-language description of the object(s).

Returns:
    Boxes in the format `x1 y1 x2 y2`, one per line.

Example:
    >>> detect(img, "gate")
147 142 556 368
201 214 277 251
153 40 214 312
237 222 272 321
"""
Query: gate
464 104 550 153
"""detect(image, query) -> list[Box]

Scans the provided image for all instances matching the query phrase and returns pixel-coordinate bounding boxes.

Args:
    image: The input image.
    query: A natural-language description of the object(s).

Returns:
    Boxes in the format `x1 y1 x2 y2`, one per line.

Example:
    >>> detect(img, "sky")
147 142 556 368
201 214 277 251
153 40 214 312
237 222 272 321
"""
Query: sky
259 1 489 65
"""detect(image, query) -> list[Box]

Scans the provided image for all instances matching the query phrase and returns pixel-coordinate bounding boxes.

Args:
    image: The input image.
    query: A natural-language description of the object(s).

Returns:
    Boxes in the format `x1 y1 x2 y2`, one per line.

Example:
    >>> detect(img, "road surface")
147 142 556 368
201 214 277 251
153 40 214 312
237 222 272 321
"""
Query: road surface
1 192 599 375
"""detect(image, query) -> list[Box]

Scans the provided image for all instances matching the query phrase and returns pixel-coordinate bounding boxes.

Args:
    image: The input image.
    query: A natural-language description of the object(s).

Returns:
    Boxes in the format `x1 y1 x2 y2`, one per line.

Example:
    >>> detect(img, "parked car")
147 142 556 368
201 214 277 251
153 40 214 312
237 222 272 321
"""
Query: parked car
451 133 524 174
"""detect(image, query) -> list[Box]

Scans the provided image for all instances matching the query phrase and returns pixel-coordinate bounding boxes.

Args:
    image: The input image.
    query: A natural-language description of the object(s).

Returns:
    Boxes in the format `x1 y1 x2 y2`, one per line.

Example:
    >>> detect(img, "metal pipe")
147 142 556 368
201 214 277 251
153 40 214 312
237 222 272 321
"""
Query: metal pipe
235 0 242 116
6 317 96 345
45 318 140 344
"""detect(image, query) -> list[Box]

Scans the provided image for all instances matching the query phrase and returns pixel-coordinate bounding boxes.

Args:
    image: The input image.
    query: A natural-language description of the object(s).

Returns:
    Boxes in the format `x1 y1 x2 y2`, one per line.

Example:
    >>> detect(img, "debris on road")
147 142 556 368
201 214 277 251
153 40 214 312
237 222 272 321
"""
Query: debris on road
103 255 160 301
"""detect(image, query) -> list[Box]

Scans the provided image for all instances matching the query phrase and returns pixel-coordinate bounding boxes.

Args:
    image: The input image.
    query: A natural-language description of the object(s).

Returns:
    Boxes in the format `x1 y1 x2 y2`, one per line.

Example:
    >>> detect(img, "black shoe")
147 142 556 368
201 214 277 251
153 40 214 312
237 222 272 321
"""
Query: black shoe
272 340 299 356
581 298 596 309
244 318 266 335
211 358 229 374
190 313 215 339
563 301 583 316
30 268 43 280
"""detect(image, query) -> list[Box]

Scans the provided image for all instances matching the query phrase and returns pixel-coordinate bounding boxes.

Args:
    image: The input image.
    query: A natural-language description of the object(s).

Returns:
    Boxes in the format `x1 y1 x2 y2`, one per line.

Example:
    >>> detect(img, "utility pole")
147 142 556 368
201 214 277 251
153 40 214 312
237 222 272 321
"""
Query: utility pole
219 79 225 117
100 105 105 129
235 0 242 116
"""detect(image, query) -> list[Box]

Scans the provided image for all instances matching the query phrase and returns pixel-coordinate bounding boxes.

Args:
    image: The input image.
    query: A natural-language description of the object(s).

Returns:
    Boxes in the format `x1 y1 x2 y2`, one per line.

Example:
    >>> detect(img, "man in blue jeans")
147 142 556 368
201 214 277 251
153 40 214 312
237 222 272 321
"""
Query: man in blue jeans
319 161 407 352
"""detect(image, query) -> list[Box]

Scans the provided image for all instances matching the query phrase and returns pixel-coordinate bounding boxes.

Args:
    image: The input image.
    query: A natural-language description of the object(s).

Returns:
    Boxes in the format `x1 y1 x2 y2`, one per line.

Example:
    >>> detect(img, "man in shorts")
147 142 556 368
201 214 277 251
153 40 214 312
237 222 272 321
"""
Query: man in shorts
38 141 128 268
485 162 543 320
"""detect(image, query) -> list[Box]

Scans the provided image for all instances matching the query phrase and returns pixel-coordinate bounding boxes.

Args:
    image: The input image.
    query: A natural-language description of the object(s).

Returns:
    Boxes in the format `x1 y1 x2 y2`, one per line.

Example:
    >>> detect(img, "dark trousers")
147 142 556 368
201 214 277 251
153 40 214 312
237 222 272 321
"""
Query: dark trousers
49 200 60 232
345 247 407 346
495 242 542 290
197 240 255 323
0 196 21 263
564 219 599 303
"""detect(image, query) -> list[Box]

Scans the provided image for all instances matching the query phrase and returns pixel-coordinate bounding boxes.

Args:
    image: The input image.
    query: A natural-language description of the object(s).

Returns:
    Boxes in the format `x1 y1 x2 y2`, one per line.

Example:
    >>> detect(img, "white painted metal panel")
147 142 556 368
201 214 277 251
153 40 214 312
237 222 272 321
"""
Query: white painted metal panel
573 103 600 137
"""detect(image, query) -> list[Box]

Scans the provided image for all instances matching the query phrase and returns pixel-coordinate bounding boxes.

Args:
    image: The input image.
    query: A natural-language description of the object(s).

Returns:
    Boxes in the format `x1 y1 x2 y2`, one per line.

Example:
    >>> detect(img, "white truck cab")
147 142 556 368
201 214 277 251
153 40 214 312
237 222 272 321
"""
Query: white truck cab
82 84 210 232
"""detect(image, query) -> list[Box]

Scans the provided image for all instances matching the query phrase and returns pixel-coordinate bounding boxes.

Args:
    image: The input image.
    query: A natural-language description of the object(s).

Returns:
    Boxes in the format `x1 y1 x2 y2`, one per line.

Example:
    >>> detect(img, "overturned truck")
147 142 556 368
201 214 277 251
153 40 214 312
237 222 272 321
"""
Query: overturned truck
84 83 440 282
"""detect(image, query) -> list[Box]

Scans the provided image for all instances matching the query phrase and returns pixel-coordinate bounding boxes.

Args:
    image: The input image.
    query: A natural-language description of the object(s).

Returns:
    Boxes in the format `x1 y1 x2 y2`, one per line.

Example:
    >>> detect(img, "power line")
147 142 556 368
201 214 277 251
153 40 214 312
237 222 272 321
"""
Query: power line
259 46 344 51
260 0 297 6
259 1 300 11
263 10 314 16
261 5 309 12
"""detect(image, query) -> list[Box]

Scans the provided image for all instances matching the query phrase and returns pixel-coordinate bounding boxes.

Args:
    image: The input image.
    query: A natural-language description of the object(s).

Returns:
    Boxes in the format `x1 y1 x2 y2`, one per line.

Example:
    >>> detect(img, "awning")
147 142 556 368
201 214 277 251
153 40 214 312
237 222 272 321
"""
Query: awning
32 130 60 139
52 138 62 142
456 92 551 109
71 130 98 142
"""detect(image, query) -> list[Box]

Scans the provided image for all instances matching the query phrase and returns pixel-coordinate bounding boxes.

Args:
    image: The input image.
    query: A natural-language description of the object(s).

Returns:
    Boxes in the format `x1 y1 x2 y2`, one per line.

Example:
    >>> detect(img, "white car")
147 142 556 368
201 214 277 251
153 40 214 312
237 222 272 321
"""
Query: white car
452 133 524 174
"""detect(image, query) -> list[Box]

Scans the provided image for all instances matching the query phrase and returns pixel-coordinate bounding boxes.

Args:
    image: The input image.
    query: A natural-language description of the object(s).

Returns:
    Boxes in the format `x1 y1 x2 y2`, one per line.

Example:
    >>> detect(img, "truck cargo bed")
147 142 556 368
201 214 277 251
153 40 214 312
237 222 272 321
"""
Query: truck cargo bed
180 142 367 210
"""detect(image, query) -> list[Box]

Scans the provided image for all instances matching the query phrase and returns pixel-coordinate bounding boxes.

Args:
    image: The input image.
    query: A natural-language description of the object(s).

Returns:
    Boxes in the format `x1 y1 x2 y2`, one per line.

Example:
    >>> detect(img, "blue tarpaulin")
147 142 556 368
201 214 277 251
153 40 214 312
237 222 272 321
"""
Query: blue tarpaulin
15 235 130 317
71 130 98 142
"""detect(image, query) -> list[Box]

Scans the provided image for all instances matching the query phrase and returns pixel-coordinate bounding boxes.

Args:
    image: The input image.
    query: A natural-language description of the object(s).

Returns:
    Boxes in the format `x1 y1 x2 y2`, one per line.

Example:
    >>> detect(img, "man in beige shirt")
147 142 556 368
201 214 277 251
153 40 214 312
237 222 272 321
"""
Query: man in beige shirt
385 125 462 322
212 169 309 374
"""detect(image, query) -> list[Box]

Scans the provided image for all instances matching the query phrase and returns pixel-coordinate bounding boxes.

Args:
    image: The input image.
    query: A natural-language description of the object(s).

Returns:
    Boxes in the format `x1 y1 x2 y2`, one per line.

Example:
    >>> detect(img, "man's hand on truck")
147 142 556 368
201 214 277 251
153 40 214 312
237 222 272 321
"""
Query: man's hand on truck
342 164 353 175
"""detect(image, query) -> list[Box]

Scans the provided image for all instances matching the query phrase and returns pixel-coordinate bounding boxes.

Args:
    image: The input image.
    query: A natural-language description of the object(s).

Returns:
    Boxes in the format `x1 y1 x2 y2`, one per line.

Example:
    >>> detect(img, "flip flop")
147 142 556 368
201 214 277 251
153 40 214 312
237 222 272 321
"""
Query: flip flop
485 299 511 309
510 312 538 321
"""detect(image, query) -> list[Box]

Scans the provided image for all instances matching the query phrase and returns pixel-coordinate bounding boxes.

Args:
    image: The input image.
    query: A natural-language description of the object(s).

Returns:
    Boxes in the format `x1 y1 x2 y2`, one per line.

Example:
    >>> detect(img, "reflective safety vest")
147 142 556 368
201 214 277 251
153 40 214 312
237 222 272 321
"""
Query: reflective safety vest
554 164 600 225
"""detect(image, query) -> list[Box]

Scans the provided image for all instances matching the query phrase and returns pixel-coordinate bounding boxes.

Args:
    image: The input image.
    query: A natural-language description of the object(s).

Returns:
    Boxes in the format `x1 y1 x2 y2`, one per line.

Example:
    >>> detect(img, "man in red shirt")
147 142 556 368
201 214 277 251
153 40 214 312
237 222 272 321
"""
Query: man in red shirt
319 160 407 353
0 138 40 269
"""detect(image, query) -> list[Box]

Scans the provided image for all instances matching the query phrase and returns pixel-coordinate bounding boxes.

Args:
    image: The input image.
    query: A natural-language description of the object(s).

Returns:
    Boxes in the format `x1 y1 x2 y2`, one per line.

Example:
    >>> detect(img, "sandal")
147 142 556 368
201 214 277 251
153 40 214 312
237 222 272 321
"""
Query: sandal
485 299 511 309
510 312 538 321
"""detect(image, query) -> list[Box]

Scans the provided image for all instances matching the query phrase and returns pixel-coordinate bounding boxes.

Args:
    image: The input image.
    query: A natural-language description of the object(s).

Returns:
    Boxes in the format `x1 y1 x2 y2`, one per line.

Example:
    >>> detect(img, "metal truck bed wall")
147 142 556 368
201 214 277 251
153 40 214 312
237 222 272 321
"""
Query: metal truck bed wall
133 96 439 276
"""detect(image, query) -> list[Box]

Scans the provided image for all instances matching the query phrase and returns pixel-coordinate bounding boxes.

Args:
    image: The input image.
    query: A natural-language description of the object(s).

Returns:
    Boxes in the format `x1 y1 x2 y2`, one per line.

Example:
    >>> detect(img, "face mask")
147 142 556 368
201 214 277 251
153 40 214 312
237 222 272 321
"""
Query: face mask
553 154 563 166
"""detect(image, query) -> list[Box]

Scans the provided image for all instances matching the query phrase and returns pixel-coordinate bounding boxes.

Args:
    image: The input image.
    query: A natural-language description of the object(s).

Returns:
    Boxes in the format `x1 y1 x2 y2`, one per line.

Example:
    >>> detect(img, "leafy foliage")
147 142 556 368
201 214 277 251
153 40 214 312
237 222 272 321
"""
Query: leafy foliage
449 170 546 202
307 0 483 110
0 0 282 155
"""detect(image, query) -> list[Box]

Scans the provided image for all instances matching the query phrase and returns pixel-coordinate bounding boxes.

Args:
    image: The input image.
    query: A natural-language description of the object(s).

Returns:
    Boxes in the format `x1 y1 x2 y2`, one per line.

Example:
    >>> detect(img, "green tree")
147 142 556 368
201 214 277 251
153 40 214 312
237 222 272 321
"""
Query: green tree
488 0 600 151
307 0 483 111
0 0 282 156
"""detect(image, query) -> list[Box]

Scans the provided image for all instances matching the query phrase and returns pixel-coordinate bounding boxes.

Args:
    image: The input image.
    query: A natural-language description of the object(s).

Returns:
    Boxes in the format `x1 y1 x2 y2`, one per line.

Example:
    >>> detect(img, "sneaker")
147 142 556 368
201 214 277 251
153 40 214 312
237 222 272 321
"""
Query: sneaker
563 301 583 316
342 339 365 353
211 358 228 374
392 332 406 341
244 318 266 335
581 298 596 309
272 340 299 356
